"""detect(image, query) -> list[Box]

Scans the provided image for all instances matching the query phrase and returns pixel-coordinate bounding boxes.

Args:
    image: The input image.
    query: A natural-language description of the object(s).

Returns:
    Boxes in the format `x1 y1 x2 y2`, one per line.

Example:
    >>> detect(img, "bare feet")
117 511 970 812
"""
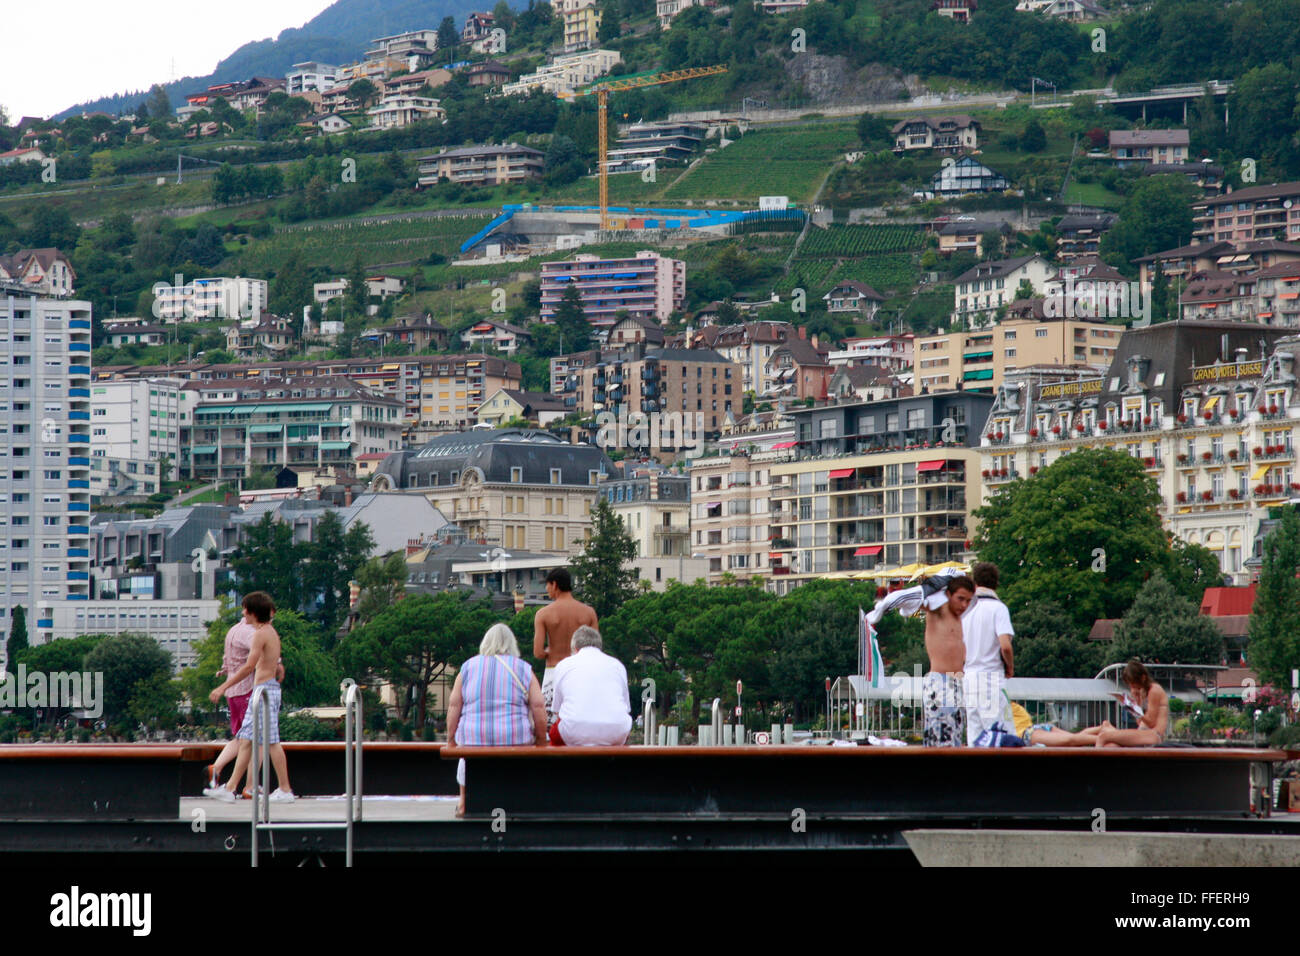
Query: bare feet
454 802 465 818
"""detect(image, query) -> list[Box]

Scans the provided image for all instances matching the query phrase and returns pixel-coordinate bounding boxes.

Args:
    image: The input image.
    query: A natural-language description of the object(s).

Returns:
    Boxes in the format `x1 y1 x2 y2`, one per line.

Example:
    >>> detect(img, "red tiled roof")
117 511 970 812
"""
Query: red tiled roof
1200 584 1256 617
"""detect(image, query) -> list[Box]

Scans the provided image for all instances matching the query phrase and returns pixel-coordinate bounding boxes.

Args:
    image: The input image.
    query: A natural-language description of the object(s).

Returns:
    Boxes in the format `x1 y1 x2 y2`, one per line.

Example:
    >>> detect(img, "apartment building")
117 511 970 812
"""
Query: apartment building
687 321 793 396
761 391 995 593
226 313 296 360
1193 181 1300 243
561 0 602 51
563 347 741 456
1055 212 1118 263
46 599 223 671
0 248 76 298
892 115 980 153
601 471 691 560
914 309 1119 394
501 49 622 97
827 334 914 372
91 354 522 443
952 254 1053 325
88 378 197 498
416 144 545 187
932 0 976 20
540 251 685 328
606 122 706 174
980 320 1300 584
822 280 885 318
657 0 701 28
367 94 445 129
181 376 403 482
153 276 267 323
459 318 531 355
936 220 1009 257
1108 129 1190 167
286 62 338 95
0 293 93 657
930 156 1008 196
370 428 615 552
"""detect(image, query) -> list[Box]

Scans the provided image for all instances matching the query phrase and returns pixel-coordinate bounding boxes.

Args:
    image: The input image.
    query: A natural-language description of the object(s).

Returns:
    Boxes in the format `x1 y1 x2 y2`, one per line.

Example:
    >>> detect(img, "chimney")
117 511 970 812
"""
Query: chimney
797 326 807 340
344 487 353 506
811 333 819 350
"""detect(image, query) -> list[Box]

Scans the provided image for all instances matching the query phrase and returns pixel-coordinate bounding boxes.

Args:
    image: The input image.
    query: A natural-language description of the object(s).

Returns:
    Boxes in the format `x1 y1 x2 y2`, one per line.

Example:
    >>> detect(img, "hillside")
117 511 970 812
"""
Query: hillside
56 0 507 119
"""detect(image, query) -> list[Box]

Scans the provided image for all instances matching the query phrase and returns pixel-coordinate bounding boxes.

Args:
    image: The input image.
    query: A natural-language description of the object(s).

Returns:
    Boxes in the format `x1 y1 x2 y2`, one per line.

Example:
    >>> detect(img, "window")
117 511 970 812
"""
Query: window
550 468 561 484
510 466 522 483
1035 328 1048 338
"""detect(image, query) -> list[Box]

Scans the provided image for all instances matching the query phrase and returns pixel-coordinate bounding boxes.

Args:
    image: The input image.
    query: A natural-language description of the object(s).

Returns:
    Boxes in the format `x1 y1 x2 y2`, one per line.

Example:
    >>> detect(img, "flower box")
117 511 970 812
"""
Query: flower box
1143 416 1152 425
1201 452 1212 460
1229 449 1239 459
1029 428 1038 437
1176 492 1188 502
1201 491 1213 501
1203 410 1214 420
1270 404 1279 414
1051 425 1061 434
1029 466 1039 475
1229 489 1240 499
1254 447 1263 456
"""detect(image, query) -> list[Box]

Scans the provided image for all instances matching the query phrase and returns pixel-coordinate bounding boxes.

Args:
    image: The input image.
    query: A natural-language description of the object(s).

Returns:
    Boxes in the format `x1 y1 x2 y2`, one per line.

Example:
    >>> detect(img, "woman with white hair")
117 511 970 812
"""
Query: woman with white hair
445 622 548 816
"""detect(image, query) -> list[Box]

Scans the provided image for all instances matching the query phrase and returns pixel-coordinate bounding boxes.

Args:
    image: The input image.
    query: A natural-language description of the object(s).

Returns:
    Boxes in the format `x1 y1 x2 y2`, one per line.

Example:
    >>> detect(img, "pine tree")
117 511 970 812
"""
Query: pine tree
1112 571 1223 665
553 283 591 352
566 498 638 619
6 605 27 669
1248 507 1300 689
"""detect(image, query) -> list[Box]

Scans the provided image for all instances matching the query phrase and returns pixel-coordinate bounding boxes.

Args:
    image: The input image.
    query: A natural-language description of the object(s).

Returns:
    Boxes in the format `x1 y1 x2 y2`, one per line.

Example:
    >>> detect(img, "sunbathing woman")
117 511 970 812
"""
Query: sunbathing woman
1094 659 1168 748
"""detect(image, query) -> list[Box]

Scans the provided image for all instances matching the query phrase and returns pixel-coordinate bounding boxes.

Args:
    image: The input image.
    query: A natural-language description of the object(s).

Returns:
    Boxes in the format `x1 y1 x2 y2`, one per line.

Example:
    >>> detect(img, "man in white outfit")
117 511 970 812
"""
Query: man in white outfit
549 626 632 746
962 562 1015 746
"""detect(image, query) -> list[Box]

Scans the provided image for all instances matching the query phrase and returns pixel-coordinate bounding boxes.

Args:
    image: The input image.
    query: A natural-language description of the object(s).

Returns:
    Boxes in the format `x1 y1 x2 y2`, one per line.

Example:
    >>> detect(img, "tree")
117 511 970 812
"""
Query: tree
567 497 638 619
972 448 1172 634
84 633 173 725
599 0 622 42
6 604 26 669
544 133 584 185
230 512 305 612
1249 507 1300 689
856 112 892 149
129 671 182 732
1164 538 1226 608
1100 175 1197 271
1013 600 1103 678
345 255 369 320
348 79 378 109
354 552 410 625
1020 118 1046 152
337 591 496 725
146 84 173 123
269 249 312 320
553 283 591 352
437 16 459 54
302 513 374 640
1112 571 1223 665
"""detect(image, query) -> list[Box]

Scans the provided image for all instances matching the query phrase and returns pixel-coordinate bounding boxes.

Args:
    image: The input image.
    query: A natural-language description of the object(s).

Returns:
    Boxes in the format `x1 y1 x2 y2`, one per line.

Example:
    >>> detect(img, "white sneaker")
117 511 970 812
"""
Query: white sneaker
269 788 296 803
204 786 236 802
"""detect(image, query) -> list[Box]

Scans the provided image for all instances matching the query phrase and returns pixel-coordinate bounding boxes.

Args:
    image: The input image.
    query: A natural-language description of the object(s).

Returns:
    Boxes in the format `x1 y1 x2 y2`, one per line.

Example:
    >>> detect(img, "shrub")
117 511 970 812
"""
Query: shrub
279 714 339 741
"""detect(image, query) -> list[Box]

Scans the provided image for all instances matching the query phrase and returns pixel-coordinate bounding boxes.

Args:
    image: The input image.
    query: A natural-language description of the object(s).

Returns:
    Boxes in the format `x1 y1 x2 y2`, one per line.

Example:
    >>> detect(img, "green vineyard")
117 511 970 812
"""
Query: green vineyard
798 224 925 257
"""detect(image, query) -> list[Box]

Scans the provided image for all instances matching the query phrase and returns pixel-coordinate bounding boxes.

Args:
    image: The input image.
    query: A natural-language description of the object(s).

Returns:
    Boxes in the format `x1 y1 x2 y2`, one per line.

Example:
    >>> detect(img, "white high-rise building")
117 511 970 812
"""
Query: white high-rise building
152 276 268 323
89 378 197 497
0 291 92 658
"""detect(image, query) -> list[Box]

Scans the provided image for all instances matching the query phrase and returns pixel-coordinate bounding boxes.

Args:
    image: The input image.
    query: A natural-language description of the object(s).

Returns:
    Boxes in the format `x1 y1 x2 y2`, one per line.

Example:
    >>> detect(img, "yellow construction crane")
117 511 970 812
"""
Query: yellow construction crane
563 64 728 230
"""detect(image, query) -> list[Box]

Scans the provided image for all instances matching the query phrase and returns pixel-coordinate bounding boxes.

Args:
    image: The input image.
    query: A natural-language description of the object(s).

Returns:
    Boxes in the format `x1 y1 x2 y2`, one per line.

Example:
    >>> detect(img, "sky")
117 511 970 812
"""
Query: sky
0 0 336 120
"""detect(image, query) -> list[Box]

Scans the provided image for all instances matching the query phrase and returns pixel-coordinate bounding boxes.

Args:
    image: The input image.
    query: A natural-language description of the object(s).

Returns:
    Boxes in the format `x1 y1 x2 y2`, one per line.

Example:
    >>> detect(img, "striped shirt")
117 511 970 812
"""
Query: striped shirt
455 655 535 746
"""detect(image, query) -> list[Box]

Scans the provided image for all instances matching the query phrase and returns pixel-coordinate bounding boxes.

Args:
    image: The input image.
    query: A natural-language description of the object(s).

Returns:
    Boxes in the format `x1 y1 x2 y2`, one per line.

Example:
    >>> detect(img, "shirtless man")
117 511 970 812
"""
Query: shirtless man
533 568 597 727
921 575 975 747
207 591 294 802
1096 659 1168 747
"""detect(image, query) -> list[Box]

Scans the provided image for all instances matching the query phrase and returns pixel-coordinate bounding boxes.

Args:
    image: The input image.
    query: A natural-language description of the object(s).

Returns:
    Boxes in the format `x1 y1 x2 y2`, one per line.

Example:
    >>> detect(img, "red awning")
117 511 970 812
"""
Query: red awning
917 459 946 472
854 545 883 556
829 468 854 478
771 441 797 449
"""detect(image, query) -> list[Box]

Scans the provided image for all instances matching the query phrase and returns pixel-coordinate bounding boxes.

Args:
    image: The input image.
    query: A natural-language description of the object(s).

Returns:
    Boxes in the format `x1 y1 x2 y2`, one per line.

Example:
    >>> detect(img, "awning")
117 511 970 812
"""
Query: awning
191 445 218 454
1282 293 1300 300
249 424 282 434
1252 463 1271 480
854 545 883 556
319 441 352 450
917 459 946 472
829 468 854 478
706 501 721 507
771 441 797 449
1203 396 1220 411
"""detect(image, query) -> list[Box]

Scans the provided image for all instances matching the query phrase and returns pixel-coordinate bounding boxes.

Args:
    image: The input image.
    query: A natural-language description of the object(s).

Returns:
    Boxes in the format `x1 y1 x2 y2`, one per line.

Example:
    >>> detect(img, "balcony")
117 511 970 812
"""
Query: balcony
1255 445 1294 461
985 469 1020 484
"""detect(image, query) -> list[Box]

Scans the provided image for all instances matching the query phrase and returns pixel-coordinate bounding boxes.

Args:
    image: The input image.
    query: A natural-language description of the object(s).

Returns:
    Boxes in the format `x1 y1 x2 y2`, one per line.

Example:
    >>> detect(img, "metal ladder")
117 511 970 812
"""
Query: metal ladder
250 680 363 867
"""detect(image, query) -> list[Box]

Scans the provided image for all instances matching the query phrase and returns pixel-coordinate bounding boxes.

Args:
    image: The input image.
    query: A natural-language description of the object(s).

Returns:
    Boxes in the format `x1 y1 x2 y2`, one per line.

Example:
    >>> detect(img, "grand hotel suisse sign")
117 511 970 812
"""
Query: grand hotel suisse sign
1038 379 1103 399
1191 360 1265 382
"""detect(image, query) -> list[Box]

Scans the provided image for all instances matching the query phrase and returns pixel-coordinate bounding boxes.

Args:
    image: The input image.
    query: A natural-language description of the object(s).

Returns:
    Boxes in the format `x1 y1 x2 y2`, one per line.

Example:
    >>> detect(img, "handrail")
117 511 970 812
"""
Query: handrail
251 678 364 867
642 697 656 746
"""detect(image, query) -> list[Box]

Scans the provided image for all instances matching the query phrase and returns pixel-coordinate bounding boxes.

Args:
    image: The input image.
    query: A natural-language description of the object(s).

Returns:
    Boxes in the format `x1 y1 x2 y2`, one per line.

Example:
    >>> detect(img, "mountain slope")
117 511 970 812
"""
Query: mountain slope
57 0 506 119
